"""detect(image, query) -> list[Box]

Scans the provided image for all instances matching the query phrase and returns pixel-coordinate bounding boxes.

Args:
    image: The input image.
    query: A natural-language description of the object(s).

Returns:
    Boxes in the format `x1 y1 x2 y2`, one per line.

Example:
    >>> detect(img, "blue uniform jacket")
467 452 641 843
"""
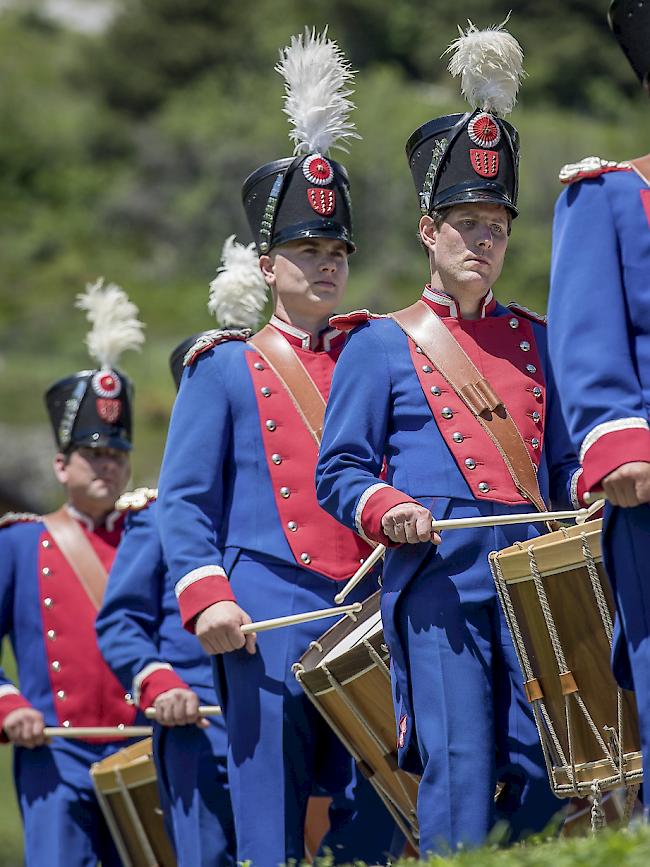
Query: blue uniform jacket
96 499 217 710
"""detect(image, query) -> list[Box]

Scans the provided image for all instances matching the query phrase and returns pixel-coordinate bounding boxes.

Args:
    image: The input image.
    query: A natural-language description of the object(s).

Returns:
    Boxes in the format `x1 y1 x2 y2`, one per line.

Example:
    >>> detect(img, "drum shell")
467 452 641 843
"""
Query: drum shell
491 520 641 795
295 592 420 850
90 737 176 867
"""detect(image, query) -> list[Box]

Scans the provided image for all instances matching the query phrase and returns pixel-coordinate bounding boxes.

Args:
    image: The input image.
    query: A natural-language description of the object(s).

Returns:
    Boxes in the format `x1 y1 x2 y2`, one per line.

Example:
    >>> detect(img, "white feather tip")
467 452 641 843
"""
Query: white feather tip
444 18 525 117
75 278 145 369
208 235 268 330
276 27 360 155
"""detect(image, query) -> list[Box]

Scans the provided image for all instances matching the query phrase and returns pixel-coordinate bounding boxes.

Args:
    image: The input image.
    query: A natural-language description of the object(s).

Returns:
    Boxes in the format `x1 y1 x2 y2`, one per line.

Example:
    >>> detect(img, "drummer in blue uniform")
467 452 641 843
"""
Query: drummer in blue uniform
156 30 399 867
547 0 650 815
0 280 144 866
316 23 586 855
95 235 267 867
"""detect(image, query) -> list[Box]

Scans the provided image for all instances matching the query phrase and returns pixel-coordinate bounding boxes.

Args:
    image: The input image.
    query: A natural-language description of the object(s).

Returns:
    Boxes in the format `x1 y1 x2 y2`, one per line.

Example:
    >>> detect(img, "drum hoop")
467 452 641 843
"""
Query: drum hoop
297 591 381 672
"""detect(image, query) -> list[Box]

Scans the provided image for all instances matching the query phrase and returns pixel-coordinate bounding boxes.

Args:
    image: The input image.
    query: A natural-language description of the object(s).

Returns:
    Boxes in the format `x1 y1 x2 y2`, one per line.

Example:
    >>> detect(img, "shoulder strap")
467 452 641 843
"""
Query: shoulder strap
631 154 650 186
42 508 108 610
390 301 547 513
250 324 326 446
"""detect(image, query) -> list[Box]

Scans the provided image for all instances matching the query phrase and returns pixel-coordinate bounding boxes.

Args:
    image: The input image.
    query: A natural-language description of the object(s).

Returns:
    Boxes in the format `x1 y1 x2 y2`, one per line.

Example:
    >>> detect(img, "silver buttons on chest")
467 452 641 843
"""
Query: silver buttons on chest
452 432 464 443
62 720 70 728
300 553 312 565
51 660 61 672
430 386 442 396
287 521 298 532
56 690 66 700
465 458 477 470
526 364 537 375
531 437 540 449
47 629 56 641
533 386 542 398
280 487 291 499
41 539 50 549
422 365 433 374
478 482 490 494
415 346 423 354
124 693 133 704
265 420 277 431
509 318 519 329
254 362 265 371
519 340 531 352
441 407 453 420
43 597 53 609
532 411 541 423
271 454 282 465
42 567 51 576
261 387 271 397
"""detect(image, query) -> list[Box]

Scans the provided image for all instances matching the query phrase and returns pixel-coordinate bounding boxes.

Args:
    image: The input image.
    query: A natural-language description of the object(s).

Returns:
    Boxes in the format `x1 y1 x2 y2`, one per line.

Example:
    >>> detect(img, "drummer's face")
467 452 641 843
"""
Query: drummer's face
421 203 509 299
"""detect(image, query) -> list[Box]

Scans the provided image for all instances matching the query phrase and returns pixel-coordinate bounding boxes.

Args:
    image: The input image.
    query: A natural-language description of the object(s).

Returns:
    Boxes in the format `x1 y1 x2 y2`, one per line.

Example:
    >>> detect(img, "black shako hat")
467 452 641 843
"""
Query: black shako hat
608 0 650 87
407 21 525 218
242 28 359 254
45 279 144 452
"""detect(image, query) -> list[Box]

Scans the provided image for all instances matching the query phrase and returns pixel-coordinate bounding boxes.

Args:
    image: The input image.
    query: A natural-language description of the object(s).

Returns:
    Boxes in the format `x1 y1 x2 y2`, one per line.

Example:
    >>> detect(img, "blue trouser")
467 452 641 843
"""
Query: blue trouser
13 737 125 867
602 503 650 809
213 552 398 867
383 499 560 856
152 707 235 867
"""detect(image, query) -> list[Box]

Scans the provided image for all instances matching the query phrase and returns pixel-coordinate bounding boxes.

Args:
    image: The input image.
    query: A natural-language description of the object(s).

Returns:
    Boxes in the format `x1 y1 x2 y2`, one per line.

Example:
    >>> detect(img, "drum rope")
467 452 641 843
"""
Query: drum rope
581 533 614 644
362 639 392 683
590 781 606 832
491 553 571 777
622 783 640 825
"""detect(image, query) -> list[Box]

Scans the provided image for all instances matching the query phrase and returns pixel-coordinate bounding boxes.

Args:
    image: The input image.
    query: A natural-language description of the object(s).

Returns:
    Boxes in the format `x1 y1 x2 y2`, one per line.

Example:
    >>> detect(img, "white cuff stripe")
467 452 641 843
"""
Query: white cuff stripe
354 483 390 542
0 685 20 700
175 565 227 599
570 467 583 510
580 418 650 463
132 662 173 706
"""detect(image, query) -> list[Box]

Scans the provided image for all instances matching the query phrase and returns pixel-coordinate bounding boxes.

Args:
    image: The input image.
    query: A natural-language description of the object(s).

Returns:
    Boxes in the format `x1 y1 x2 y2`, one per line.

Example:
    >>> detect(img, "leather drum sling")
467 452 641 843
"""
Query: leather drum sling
43 507 109 610
250 324 326 447
391 301 547 513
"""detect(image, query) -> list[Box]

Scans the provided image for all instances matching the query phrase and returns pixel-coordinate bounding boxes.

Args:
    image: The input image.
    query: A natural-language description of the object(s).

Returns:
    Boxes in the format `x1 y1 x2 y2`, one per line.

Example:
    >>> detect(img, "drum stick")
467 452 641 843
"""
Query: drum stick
44 726 153 739
241 603 362 635
584 491 607 507
144 705 222 719
335 544 386 604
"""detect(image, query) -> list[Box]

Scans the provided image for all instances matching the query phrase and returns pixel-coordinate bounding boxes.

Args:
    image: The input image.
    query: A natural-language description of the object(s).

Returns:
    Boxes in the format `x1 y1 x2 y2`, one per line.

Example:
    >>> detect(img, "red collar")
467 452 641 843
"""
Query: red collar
269 314 345 352
421 286 496 320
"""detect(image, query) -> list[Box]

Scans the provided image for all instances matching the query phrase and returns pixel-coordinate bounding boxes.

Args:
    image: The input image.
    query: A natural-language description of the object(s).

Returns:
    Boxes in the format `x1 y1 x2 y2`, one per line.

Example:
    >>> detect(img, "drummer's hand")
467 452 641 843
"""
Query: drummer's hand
3 707 47 748
601 461 650 507
153 688 208 728
195 601 257 656
381 503 442 545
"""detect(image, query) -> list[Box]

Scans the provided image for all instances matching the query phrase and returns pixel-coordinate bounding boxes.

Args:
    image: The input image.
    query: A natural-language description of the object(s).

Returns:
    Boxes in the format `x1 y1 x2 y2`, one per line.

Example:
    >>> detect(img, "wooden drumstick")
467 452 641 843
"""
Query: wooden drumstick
584 491 607 507
44 725 153 739
334 544 386 604
144 705 222 719
241 603 362 635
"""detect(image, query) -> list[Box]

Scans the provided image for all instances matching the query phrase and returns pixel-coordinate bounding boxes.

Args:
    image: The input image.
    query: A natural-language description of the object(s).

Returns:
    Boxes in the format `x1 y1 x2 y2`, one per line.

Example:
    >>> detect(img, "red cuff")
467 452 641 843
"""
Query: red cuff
0 692 33 743
360 486 420 547
137 668 190 711
576 470 589 508
177 573 236 632
582 428 650 492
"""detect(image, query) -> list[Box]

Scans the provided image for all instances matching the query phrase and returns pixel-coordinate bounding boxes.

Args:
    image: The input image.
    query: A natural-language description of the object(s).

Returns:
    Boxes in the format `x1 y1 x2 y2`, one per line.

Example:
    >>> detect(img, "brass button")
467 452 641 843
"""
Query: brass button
532 411 541 423
56 690 66 700
531 437 540 449
47 629 56 641
478 482 490 493
280 487 290 499
519 340 531 352
300 553 312 565
261 387 271 397
533 386 542 398
422 365 433 373
44 597 53 608
51 660 61 672
430 386 441 396
509 318 519 329
465 458 476 470
42 567 51 576
265 420 277 431
254 362 264 371
41 539 50 549
441 407 453 419
271 454 282 465
526 364 537 374
287 521 298 532
452 432 464 443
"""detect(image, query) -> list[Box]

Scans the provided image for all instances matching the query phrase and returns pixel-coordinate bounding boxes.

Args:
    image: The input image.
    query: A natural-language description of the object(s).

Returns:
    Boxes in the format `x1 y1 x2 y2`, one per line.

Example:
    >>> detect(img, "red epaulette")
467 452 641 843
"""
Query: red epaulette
508 302 547 326
329 310 386 333
183 328 252 367
558 156 631 186
115 487 158 513
0 511 40 530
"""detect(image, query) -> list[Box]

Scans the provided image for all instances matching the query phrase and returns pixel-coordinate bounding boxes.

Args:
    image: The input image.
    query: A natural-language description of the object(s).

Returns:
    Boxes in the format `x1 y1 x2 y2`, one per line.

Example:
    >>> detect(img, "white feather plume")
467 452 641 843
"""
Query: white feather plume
444 19 525 117
208 235 268 330
276 27 360 155
75 278 145 370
